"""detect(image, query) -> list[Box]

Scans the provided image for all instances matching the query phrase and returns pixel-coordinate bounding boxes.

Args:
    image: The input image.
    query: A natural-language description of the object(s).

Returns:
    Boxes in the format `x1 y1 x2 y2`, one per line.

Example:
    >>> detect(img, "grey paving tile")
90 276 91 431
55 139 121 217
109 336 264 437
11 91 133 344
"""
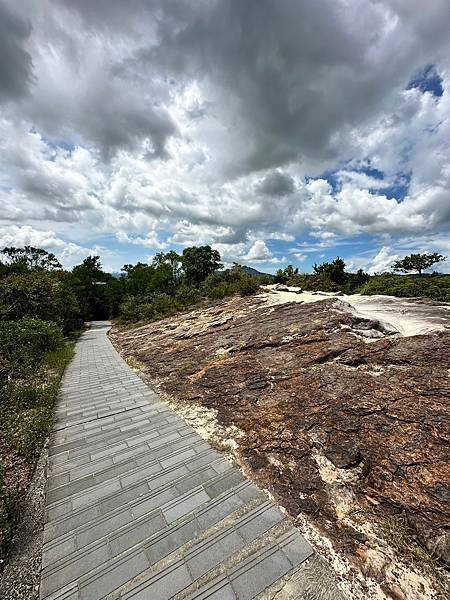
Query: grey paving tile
185 577 237 600
235 503 285 542
71 479 122 509
40 541 110 597
109 511 167 556
76 508 135 549
42 536 76 570
186 528 244 579
145 518 200 565
277 529 314 566
78 549 150 599
122 559 192 600
162 488 211 523
230 546 292 600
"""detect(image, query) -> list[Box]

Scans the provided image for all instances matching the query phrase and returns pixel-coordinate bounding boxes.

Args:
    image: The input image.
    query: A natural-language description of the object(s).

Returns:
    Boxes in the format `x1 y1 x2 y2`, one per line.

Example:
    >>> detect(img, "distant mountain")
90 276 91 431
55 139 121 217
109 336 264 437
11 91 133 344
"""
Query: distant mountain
241 265 275 279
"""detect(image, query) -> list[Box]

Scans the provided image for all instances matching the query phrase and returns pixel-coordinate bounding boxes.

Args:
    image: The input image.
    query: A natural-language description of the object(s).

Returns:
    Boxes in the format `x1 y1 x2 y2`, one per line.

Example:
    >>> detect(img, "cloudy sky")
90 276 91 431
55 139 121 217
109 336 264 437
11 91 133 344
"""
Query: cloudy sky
1 0 449 273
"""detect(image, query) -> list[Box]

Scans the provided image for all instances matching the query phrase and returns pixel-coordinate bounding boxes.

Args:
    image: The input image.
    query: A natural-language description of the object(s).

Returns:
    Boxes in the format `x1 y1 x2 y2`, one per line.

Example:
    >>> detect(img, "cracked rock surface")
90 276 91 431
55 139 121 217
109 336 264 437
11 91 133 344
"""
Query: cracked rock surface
110 295 450 597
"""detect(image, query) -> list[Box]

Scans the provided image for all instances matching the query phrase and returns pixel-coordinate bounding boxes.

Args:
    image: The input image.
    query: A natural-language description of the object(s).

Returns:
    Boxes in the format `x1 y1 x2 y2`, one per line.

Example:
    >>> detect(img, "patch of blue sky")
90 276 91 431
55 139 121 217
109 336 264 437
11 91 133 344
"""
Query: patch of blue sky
29 126 76 154
48 139 76 152
407 64 443 97
102 231 176 270
369 172 411 202
312 161 384 193
313 161 410 202
306 169 343 193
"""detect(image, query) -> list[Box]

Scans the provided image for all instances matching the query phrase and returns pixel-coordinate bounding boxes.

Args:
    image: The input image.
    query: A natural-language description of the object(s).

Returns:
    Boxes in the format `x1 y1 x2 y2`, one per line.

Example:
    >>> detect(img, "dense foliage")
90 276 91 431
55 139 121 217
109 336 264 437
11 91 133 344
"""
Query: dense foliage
0 271 82 333
115 255 260 324
276 258 370 293
359 273 450 302
0 247 78 561
0 318 64 378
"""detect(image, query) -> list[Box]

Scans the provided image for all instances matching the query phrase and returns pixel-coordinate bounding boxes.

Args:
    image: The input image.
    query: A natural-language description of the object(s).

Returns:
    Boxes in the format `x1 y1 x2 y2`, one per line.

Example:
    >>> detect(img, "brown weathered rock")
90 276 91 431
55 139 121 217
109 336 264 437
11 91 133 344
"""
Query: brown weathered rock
110 295 450 573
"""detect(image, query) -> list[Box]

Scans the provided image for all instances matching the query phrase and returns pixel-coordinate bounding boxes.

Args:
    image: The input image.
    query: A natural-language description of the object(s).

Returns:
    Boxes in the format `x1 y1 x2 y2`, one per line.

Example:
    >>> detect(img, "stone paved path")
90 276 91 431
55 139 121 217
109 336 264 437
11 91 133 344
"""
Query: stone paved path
40 322 341 600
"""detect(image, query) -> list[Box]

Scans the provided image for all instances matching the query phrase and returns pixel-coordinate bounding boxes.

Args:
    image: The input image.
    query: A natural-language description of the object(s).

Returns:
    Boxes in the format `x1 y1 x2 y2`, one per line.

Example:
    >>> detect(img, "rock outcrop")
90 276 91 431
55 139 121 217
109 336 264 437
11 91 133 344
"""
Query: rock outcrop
110 295 450 598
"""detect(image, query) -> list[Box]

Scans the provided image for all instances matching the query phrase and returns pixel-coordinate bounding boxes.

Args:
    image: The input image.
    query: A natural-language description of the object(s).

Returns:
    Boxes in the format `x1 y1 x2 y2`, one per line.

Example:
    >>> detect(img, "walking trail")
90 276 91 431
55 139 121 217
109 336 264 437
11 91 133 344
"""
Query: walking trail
40 322 345 600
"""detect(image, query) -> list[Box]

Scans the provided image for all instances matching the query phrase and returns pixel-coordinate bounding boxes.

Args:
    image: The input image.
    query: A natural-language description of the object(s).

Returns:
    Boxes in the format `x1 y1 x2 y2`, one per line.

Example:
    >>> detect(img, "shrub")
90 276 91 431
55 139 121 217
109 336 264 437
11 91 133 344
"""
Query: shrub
117 270 260 324
0 272 82 333
150 294 180 318
175 284 201 307
117 295 145 323
208 281 230 299
118 293 181 324
293 274 340 292
232 275 260 296
204 272 260 299
359 274 450 302
0 319 64 378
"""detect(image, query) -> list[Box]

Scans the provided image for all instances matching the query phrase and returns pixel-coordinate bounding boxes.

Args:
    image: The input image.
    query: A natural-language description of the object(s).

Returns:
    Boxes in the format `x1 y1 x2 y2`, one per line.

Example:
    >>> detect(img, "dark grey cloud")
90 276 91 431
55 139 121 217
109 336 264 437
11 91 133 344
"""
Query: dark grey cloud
8 0 450 169
75 88 178 160
256 171 296 196
4 0 178 160
133 0 450 175
0 2 33 102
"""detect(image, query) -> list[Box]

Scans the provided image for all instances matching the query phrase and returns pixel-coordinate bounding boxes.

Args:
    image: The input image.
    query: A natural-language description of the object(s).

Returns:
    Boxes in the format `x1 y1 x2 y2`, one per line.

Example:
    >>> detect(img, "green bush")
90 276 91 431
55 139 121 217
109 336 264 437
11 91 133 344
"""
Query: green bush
117 295 144 323
0 319 64 378
207 281 230 299
359 274 450 302
118 293 182 324
175 284 201 307
233 275 260 296
117 271 260 324
0 272 82 333
291 273 340 292
203 272 260 299
0 382 56 461
150 294 180 318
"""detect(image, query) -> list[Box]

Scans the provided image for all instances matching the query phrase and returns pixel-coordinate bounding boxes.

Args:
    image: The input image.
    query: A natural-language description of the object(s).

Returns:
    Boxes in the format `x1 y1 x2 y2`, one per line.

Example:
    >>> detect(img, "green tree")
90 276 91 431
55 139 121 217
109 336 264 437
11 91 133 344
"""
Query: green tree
392 252 446 276
70 256 112 320
121 263 155 295
274 265 299 284
181 246 222 286
313 257 346 284
274 268 287 284
230 263 243 278
152 251 182 294
0 246 62 276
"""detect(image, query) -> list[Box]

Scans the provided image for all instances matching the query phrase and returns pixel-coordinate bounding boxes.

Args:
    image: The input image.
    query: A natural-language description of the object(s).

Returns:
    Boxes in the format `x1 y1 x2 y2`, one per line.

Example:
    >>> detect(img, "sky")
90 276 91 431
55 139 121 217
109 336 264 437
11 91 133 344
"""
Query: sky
0 0 449 274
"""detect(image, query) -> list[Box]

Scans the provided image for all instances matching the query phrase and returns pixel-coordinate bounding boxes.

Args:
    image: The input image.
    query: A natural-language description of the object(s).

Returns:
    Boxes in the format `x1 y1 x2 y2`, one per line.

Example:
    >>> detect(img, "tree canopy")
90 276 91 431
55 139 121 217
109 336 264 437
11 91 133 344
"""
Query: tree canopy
313 257 346 284
181 246 222 286
0 246 62 273
392 252 446 275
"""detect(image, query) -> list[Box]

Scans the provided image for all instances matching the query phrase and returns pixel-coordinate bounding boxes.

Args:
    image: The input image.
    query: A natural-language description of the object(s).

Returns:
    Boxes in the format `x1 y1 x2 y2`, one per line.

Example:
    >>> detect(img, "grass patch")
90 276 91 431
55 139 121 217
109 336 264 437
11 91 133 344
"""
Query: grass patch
0 339 76 565
347 504 449 594
377 513 449 594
